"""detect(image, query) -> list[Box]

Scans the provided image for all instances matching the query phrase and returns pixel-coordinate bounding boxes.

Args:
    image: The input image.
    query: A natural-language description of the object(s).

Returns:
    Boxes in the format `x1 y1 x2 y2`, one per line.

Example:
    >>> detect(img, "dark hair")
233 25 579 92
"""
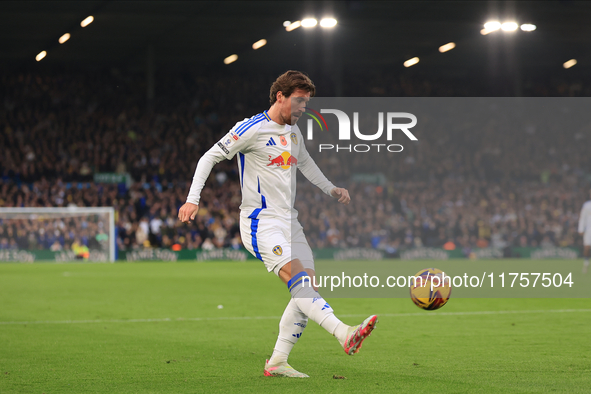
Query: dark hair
269 70 316 105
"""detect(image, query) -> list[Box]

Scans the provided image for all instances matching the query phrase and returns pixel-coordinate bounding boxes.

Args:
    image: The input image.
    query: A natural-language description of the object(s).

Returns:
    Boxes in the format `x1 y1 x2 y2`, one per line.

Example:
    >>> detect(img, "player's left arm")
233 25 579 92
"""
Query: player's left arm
297 132 350 205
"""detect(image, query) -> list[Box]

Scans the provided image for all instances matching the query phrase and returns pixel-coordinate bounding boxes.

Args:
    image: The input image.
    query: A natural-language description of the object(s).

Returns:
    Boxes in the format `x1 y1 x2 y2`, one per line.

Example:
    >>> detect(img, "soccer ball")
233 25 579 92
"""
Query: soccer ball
409 268 452 310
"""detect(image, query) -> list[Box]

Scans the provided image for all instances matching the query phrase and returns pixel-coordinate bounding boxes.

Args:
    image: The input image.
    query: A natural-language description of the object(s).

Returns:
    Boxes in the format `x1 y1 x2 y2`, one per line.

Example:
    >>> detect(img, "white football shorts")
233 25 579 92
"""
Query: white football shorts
584 230 591 246
240 215 315 275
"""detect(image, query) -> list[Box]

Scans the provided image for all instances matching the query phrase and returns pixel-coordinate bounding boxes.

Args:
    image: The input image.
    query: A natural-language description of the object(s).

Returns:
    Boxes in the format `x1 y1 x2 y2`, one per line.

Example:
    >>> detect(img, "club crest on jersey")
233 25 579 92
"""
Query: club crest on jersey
267 152 297 169
273 245 283 256
290 132 298 145
280 135 288 146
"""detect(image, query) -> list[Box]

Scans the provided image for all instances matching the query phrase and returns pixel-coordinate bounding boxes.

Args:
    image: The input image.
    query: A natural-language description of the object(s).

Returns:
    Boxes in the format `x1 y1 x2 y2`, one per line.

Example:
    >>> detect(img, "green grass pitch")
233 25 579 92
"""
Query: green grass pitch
1 260 590 393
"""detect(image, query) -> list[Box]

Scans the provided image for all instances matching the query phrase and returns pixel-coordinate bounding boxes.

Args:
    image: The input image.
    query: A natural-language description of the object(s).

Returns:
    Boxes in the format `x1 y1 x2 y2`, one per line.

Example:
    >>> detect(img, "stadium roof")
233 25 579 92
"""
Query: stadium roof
2 1 590 76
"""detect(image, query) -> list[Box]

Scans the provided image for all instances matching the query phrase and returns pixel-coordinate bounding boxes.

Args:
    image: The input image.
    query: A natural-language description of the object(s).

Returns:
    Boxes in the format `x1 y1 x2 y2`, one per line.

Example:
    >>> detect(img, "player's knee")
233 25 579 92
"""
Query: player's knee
279 260 303 286
280 259 304 278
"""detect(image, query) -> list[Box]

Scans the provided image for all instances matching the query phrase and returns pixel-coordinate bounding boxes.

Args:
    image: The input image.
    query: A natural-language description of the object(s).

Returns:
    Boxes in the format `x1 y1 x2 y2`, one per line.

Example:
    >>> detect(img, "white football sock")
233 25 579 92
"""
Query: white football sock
268 298 307 367
288 272 350 346
333 321 350 347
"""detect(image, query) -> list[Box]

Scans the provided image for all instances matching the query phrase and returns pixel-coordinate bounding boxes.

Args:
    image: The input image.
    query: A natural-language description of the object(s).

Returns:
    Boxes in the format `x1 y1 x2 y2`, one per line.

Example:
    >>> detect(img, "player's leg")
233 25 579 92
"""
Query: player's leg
267 297 307 367
239 217 309 377
264 297 309 377
279 260 377 354
287 221 378 354
267 218 321 369
280 223 350 344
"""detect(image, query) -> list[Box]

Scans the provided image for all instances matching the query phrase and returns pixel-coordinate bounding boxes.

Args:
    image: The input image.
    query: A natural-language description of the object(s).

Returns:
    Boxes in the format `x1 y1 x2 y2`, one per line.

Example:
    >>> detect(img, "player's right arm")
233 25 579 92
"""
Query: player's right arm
178 146 224 223
179 116 261 223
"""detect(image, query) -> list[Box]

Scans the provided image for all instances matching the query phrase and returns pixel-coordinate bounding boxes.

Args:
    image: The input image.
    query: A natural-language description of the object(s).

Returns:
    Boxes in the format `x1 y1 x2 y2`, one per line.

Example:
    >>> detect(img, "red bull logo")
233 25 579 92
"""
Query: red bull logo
267 151 297 169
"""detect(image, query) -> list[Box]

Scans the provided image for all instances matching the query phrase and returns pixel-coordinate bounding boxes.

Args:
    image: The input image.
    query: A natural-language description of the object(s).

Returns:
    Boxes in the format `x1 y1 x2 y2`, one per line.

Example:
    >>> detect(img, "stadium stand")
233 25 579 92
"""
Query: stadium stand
1 70 589 254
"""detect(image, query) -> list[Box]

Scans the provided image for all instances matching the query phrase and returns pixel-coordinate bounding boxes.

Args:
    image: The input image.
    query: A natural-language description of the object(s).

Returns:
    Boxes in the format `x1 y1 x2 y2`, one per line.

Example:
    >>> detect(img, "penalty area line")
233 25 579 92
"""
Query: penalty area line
0 309 590 326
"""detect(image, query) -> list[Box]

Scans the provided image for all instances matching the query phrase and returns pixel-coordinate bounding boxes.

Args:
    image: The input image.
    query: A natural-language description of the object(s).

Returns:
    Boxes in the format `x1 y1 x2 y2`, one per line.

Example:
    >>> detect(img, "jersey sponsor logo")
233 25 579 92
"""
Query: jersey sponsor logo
272 245 283 256
217 142 230 154
265 137 276 146
267 152 297 169
280 135 288 146
290 132 298 145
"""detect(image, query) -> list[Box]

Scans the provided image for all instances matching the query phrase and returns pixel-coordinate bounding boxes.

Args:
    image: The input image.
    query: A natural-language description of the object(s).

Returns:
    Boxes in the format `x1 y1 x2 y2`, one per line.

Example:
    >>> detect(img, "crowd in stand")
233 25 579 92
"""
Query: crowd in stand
1 69 590 255
0 213 108 254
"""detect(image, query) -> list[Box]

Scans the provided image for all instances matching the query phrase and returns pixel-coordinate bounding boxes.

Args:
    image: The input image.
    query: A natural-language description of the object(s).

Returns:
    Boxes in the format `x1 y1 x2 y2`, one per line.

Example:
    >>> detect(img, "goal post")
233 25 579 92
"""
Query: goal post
0 207 116 262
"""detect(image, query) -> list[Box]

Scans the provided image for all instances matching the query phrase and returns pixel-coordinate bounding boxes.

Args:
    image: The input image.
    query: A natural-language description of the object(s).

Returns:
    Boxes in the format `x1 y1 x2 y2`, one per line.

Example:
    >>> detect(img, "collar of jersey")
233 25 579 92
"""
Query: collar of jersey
263 110 292 131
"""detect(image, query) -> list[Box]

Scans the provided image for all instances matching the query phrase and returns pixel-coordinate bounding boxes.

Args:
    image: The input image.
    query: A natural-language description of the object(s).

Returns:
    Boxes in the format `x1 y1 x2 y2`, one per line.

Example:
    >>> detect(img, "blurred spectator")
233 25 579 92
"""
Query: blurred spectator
1 69 590 253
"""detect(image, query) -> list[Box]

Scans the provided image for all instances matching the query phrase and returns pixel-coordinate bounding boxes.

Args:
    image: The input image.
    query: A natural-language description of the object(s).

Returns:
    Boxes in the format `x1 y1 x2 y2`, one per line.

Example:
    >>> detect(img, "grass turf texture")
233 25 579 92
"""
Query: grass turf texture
0 261 590 393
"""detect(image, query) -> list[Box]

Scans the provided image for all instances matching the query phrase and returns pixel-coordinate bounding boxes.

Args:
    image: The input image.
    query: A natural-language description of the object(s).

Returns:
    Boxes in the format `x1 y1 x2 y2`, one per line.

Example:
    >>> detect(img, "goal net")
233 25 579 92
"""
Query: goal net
0 207 115 262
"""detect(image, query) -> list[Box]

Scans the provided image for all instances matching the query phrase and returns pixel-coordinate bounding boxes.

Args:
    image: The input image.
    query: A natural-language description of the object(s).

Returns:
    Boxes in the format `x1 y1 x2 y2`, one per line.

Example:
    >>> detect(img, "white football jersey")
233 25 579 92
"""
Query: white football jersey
579 200 591 233
208 111 335 220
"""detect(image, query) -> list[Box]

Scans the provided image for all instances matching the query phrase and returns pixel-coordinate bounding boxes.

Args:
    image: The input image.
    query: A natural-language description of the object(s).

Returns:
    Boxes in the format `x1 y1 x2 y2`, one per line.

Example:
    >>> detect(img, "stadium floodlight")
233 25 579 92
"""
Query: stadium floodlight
439 42 455 53
520 24 536 32
484 21 501 31
81 16 94 27
224 54 238 64
283 21 291 27
35 51 46 61
501 22 518 32
285 21 301 31
301 18 318 28
404 57 419 67
563 59 577 69
252 39 267 50
320 18 337 28
58 33 70 44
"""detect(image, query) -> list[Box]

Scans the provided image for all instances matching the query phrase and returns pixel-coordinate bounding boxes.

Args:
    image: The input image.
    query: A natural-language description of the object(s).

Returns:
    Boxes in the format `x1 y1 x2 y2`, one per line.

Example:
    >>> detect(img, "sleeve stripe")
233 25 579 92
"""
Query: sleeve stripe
237 114 264 135
238 117 265 136
235 113 264 136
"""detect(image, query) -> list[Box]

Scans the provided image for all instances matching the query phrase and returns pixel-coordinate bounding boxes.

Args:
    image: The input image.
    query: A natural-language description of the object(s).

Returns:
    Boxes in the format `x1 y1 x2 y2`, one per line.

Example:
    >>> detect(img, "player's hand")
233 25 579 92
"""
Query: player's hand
178 202 200 223
331 187 351 205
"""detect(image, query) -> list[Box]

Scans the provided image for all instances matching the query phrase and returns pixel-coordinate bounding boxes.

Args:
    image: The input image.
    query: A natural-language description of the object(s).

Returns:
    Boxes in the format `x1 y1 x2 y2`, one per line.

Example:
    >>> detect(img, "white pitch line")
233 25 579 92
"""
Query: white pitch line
1 309 590 326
